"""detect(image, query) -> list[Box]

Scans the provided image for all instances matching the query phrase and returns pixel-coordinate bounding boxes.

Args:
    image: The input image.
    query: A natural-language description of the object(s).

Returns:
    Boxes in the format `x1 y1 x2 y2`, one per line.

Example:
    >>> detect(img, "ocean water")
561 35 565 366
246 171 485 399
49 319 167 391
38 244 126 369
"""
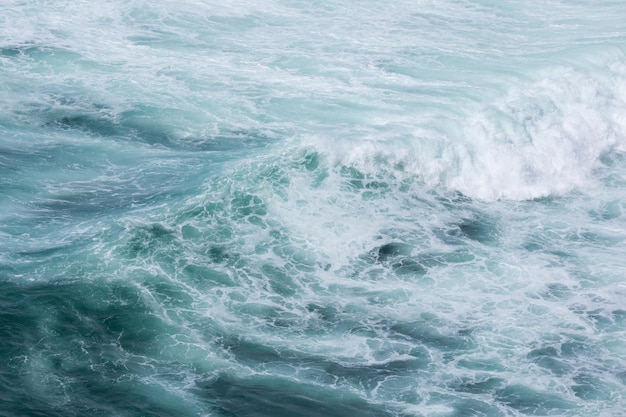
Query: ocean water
1 0 625 416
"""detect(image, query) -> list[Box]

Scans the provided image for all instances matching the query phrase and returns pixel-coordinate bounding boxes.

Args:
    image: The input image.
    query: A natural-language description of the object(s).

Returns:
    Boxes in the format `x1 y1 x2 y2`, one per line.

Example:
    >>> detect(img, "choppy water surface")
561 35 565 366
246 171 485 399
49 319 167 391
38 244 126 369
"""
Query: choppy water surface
1 1 626 416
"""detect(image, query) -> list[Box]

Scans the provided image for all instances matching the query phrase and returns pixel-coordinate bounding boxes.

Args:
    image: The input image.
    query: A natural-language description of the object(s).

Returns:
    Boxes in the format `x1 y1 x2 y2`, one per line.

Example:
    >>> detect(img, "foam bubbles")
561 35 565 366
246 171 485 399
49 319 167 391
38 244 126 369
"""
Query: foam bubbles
322 52 626 201
2 0 626 416
454 60 626 200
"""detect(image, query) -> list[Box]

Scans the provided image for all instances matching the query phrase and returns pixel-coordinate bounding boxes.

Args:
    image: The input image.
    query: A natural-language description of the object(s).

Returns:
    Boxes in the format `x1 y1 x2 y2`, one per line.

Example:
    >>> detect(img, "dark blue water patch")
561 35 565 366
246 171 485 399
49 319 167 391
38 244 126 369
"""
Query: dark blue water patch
598 149 626 168
390 319 475 355
0 44 83 63
362 243 428 276
229 191 268 218
559 339 592 358
0 142 64 173
218 335 293 364
520 228 566 254
19 97 275 152
564 228 624 247
522 241 543 252
15 241 77 259
142 275 196 309
306 303 339 322
49 110 181 150
540 283 573 300
572 373 620 401
0 144 39 160
206 245 237 264
584 309 615 332
305 301 409 338
339 166 366 190
102 310 179 357
495 385 577 415
569 307 626 334
302 150 321 171
368 242 414 262
1 148 209 223
415 249 476 267
194 373 400 417
432 212 500 246
455 214 500 245
0 237 101 283
218 333 429 388
50 281 172 356
0 282 40 368
434 188 472 202
546 249 578 264
595 149 626 187
324 351 431 380
449 397 504 417
611 309 626 328
296 150 329 187
0 46 24 57
452 376 507 395
456 357 506 372
527 194 564 205
32 189 166 220
588 200 622 221
177 190 271 251
0 44 75 61
522 231 579 266
192 130 274 153
391 258 428 276
262 264 299 297
46 111 126 138
427 392 505 417
182 263 236 289
123 223 177 258
616 370 626 386
527 346 573 376
0 279 212 416
8 374 202 417
338 165 391 197
125 19 211 51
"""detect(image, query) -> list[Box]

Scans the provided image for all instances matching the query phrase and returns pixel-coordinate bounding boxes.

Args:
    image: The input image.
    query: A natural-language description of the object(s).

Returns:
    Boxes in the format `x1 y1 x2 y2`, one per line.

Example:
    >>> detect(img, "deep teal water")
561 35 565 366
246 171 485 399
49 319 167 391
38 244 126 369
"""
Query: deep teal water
1 1 626 416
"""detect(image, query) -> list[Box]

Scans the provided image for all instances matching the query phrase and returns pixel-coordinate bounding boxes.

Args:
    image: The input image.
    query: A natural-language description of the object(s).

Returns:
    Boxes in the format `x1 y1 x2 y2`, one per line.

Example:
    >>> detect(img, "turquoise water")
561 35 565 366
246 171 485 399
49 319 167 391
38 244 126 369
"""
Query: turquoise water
1 1 626 416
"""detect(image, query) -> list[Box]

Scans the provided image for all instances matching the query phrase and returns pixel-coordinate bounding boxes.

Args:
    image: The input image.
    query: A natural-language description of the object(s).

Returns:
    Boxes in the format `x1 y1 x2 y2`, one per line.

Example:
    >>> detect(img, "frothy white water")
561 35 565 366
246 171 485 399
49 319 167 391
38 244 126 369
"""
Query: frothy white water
324 53 626 200
2 1 625 202
2 1 626 416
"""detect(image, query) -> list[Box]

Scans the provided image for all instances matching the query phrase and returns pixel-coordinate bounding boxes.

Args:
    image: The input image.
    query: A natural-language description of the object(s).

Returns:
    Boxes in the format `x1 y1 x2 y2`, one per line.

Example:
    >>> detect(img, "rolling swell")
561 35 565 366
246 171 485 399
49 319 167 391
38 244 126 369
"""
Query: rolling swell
1 0 626 416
